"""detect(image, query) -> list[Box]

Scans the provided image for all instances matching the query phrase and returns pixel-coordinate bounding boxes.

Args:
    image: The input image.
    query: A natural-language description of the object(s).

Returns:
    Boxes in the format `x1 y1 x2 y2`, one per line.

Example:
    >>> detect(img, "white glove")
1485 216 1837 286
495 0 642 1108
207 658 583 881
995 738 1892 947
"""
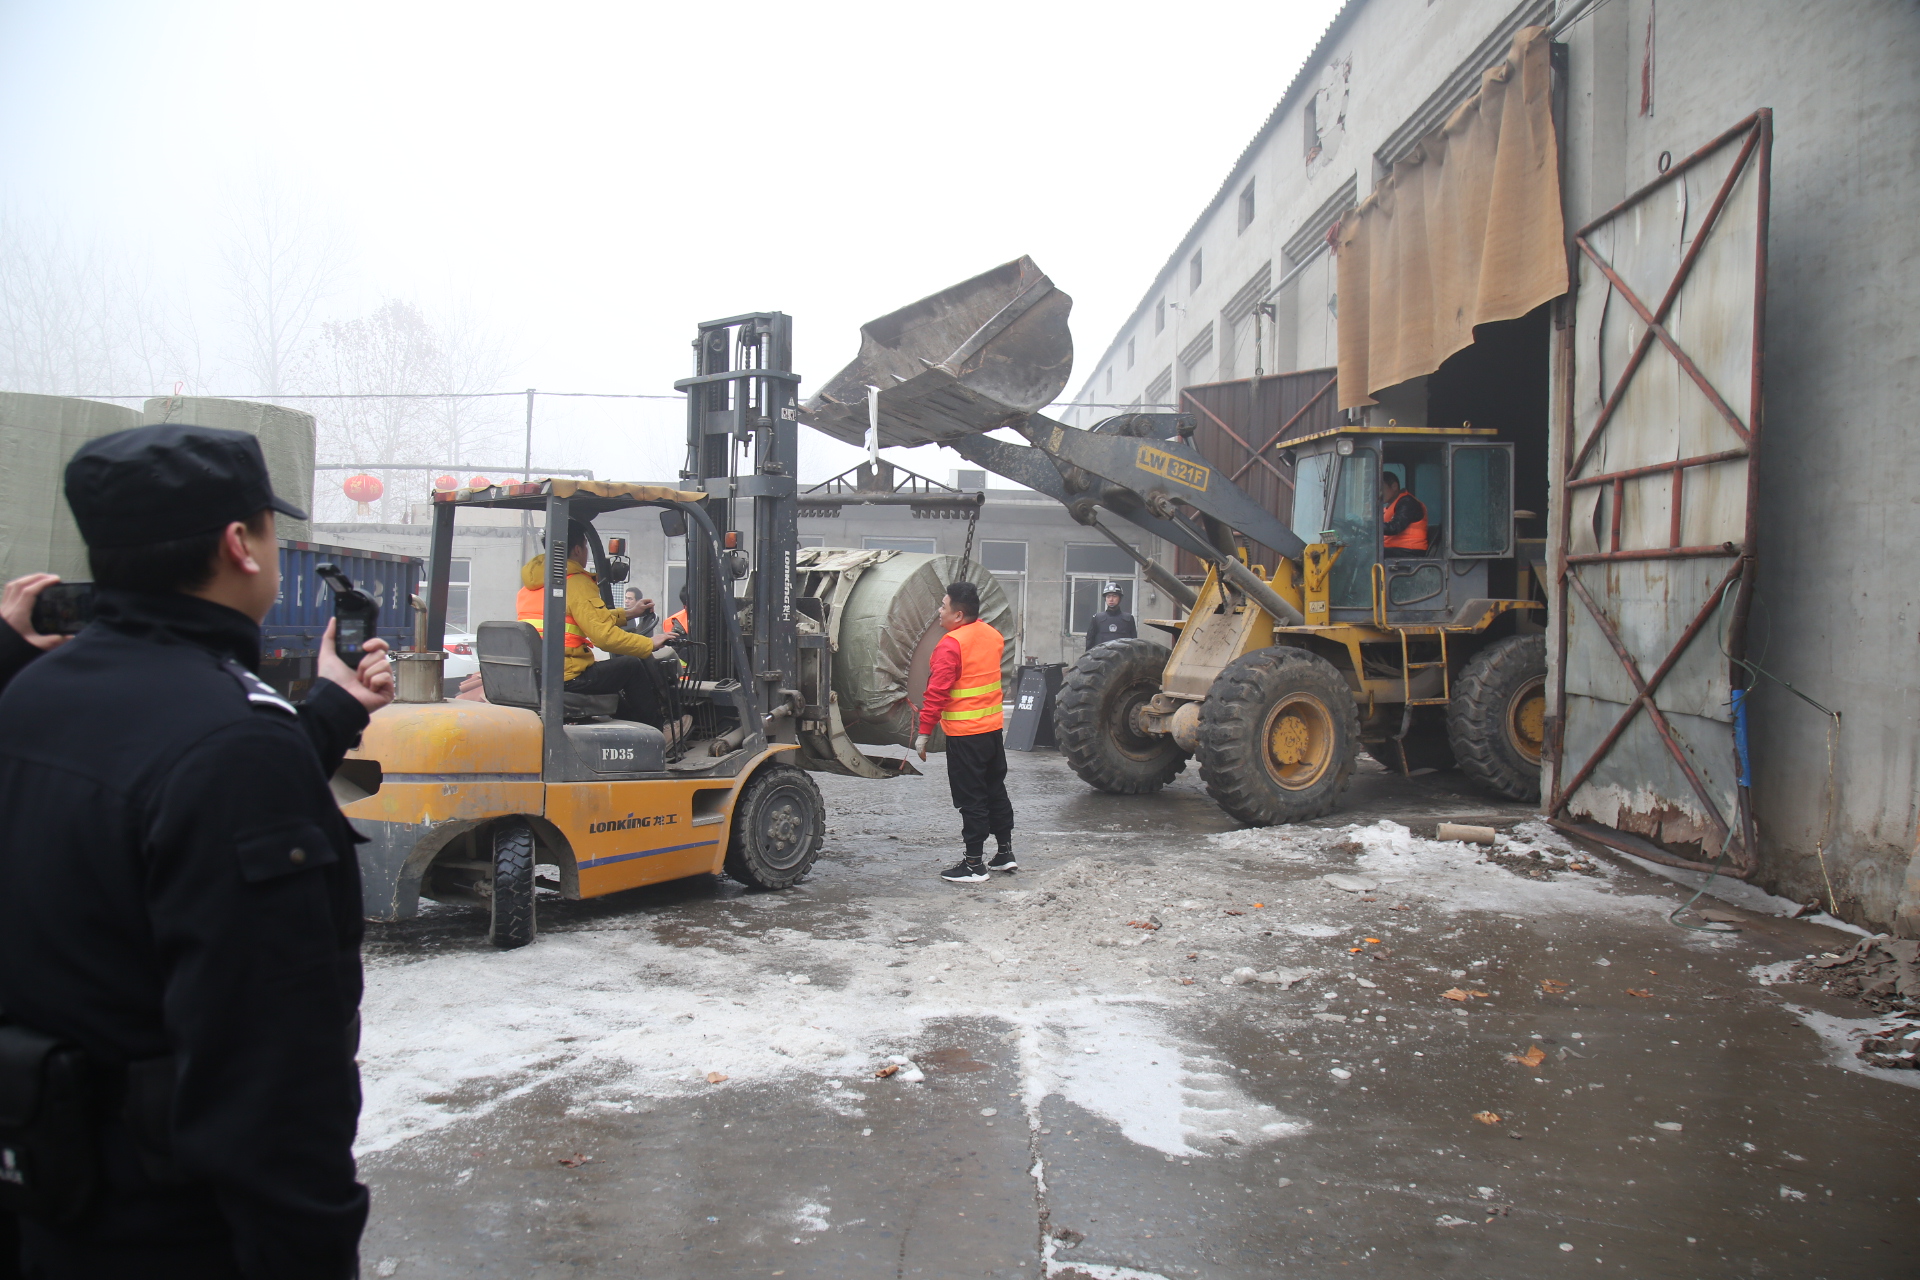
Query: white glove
914 733 930 761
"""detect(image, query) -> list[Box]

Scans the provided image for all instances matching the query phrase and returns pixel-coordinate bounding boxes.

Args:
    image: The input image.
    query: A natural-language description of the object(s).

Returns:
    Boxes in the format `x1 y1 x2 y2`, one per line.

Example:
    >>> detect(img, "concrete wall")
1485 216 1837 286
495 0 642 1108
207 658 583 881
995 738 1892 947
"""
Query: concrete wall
1061 0 1920 931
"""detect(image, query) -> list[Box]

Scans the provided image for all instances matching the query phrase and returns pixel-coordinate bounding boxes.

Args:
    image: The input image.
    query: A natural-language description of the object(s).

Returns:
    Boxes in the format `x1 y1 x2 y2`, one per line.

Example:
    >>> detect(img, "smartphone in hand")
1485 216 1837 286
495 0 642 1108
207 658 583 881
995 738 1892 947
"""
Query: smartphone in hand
29 582 96 636
316 565 379 668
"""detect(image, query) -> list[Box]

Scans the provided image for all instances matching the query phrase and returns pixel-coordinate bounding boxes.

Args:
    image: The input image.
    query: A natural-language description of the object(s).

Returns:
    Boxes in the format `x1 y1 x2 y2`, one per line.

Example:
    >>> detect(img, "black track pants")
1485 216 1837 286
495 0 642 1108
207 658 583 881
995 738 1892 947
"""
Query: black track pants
945 729 1013 857
565 654 670 727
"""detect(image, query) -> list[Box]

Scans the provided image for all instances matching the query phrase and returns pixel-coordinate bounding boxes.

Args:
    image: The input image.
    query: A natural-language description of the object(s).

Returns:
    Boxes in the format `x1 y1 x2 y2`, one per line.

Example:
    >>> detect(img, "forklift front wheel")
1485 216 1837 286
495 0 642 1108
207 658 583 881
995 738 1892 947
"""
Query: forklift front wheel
488 818 538 950
724 763 825 890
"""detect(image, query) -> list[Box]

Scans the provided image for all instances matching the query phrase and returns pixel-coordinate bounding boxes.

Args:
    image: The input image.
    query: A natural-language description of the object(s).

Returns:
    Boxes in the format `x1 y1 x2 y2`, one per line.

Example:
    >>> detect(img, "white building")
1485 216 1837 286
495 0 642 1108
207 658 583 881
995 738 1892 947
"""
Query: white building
1055 0 1920 935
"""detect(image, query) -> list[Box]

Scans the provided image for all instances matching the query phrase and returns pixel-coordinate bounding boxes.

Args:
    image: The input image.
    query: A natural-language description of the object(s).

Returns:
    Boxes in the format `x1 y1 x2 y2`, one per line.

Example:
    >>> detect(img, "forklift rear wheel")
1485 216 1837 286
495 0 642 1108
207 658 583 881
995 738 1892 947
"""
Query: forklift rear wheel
1448 635 1547 803
724 763 825 890
1055 638 1189 794
488 818 537 950
1198 647 1360 826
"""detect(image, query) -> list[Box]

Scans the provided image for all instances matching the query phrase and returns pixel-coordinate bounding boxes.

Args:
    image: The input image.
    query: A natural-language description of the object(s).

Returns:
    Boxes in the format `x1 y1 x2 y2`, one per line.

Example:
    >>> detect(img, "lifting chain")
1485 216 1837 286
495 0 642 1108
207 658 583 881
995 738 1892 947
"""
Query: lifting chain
959 499 980 572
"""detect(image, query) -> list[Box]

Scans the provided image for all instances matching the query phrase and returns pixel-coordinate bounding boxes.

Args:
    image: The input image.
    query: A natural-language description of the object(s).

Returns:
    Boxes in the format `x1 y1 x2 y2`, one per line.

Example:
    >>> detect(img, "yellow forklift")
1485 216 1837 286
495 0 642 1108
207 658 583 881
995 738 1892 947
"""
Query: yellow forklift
339 311 842 947
802 258 1548 827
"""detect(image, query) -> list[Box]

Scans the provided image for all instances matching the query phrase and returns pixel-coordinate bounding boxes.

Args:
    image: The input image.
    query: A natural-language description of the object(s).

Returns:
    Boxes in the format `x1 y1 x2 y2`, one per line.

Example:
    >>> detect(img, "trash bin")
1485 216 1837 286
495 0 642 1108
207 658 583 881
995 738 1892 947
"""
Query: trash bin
1006 660 1065 752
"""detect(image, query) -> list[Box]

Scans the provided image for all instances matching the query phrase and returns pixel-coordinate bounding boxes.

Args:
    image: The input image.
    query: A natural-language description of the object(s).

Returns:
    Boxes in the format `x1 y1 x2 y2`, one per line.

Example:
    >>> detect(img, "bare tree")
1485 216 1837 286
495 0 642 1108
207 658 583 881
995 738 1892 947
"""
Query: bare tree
0 209 202 396
219 170 349 397
306 299 515 523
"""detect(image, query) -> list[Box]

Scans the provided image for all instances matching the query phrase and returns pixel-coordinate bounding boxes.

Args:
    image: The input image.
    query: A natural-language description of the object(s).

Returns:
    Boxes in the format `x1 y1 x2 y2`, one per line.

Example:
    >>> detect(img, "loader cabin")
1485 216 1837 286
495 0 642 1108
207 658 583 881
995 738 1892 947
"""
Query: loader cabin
1280 424 1539 627
337 478 827 949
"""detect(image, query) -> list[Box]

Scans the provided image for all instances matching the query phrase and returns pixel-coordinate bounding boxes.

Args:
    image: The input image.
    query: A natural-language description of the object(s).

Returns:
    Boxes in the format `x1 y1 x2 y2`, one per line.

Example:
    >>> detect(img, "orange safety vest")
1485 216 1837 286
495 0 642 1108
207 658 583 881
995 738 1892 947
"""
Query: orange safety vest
516 580 590 648
939 619 1005 736
665 608 688 637
1382 492 1430 552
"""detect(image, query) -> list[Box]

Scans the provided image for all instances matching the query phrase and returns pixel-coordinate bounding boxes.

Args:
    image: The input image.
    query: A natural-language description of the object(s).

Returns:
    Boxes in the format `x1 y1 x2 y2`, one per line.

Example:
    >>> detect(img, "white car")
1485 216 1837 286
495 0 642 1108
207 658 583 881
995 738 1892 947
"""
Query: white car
441 630 479 681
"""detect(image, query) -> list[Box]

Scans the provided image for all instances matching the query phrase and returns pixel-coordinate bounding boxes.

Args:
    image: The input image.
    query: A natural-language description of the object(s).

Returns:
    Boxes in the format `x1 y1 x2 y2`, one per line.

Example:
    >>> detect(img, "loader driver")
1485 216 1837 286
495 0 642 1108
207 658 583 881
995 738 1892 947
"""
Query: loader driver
518 523 670 727
1085 582 1137 651
1380 470 1430 556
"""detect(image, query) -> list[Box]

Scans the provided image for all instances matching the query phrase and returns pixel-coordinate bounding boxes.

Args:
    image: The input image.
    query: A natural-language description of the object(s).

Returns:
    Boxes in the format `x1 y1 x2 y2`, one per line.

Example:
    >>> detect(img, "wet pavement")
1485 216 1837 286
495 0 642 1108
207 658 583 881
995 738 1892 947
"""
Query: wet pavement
356 750 1920 1279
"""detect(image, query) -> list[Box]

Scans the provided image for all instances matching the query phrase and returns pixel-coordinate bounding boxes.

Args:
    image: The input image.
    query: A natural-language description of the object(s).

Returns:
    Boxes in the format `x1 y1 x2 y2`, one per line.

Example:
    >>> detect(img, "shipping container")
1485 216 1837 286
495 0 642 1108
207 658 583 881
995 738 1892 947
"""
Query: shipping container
262 539 421 700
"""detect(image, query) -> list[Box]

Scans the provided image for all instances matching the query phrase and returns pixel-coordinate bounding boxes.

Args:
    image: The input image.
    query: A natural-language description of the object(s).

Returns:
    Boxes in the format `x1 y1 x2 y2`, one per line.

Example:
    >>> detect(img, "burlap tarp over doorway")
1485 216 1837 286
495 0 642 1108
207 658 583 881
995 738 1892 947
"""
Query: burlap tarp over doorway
1336 25 1566 409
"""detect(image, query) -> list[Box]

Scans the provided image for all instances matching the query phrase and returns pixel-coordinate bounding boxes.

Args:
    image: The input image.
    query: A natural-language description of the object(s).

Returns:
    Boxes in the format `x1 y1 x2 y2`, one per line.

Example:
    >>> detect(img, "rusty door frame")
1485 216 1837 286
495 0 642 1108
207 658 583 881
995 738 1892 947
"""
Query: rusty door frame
1547 109 1772 867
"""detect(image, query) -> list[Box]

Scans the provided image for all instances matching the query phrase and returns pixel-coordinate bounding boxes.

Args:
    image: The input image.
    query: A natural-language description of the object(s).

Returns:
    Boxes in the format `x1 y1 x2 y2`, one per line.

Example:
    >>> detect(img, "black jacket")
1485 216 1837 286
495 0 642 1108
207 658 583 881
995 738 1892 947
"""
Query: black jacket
1086 607 1138 651
0 616 40 694
0 590 370 1278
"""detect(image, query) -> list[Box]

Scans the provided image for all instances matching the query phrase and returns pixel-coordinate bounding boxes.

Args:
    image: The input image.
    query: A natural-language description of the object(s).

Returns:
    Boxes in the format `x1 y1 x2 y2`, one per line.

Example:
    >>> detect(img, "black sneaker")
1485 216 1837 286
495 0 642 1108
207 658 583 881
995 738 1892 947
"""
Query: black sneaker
987 848 1018 872
941 858 989 883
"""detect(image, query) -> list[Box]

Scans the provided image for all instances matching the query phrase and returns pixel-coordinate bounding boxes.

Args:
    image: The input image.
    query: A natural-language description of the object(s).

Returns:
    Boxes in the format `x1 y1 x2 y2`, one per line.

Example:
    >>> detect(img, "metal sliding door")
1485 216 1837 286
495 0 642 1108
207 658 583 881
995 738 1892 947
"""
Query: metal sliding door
1550 111 1771 869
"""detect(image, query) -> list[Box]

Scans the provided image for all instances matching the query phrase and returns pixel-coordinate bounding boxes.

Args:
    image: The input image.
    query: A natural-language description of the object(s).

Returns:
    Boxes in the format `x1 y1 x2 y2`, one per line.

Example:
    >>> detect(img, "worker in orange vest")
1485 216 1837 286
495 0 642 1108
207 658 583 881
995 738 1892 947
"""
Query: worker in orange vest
1381 470 1431 556
517 522 670 725
915 580 1015 882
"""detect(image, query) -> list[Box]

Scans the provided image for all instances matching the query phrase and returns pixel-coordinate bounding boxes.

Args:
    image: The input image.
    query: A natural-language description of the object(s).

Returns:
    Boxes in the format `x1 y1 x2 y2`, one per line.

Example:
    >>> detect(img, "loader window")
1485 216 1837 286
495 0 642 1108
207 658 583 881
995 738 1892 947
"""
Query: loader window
1325 449 1378 607
1449 444 1513 557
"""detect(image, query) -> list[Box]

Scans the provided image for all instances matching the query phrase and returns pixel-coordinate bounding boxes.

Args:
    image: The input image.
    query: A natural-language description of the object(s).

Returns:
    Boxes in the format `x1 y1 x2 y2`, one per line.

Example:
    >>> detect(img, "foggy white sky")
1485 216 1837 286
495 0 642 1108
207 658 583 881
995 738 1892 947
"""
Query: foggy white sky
1 0 1344 489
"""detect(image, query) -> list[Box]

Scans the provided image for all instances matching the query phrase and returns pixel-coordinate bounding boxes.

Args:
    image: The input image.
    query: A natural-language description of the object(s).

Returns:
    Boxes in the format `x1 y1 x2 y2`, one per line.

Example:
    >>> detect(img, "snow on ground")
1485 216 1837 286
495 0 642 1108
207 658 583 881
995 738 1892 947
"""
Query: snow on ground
355 819 1742 1160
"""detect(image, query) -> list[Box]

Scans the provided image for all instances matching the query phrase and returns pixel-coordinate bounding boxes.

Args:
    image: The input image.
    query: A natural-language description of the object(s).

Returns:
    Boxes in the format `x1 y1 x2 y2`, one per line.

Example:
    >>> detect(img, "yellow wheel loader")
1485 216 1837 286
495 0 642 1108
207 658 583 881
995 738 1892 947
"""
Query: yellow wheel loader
801 258 1548 827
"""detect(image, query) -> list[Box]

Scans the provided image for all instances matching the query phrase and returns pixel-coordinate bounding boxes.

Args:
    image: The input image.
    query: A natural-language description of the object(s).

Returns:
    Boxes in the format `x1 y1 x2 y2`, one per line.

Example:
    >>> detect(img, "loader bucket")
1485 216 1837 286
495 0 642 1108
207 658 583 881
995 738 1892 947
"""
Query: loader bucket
801 256 1073 449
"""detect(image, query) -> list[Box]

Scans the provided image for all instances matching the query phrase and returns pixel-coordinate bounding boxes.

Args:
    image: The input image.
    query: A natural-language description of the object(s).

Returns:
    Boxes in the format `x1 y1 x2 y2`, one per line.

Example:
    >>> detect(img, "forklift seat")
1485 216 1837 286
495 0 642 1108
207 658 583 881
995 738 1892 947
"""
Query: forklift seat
475 621 620 722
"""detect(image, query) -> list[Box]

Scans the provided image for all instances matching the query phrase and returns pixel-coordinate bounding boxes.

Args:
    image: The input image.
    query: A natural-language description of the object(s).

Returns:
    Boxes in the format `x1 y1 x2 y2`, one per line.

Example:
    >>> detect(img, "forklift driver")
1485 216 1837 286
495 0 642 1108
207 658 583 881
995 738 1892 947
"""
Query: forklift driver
1380 470 1430 557
517 522 670 726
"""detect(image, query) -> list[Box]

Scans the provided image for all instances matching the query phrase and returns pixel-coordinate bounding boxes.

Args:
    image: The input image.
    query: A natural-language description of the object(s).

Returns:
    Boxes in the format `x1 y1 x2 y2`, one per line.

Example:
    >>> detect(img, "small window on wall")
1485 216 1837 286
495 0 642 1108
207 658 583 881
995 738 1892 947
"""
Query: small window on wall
446 558 470 631
979 541 1027 574
1127 337 1136 369
1155 298 1166 334
1190 251 1204 291
797 534 827 548
979 541 1028 660
863 536 937 554
1238 181 1256 232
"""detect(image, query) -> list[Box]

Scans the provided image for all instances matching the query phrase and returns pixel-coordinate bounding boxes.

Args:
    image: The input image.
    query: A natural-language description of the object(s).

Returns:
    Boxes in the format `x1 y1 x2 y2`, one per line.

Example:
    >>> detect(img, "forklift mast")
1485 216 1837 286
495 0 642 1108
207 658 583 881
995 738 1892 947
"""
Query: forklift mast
676 312 803 732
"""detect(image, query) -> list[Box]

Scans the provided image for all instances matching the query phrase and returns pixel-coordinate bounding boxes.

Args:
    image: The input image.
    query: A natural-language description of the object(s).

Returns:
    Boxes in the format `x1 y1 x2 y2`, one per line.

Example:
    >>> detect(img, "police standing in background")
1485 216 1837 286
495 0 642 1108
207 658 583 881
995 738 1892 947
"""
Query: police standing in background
1085 581 1138 651
0 425 393 1279
915 581 1016 883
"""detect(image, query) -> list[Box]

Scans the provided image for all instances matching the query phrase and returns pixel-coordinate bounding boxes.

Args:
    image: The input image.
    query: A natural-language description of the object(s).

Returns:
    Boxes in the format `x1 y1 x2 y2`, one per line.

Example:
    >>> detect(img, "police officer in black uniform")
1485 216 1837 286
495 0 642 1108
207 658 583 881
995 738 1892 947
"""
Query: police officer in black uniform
1084 581 1138 651
0 425 393 1279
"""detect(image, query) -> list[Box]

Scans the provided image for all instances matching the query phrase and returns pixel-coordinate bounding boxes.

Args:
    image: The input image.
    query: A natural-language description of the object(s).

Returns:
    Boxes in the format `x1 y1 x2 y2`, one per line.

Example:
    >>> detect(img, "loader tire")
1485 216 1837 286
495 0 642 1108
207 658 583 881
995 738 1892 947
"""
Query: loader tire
1055 638 1188 795
488 818 537 950
1448 634 1547 803
1197 646 1361 827
724 763 824 890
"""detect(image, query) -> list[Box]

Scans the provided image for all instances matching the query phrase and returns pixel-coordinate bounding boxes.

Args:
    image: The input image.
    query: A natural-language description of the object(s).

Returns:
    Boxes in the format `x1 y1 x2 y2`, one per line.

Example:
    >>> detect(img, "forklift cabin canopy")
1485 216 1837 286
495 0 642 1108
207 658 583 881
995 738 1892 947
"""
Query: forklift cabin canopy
416 480 739 758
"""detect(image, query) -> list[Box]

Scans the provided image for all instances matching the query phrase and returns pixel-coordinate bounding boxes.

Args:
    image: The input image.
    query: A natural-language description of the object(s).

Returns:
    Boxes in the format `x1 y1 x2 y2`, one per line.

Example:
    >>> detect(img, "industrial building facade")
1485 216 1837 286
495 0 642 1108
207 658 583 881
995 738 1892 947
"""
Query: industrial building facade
1058 0 1920 934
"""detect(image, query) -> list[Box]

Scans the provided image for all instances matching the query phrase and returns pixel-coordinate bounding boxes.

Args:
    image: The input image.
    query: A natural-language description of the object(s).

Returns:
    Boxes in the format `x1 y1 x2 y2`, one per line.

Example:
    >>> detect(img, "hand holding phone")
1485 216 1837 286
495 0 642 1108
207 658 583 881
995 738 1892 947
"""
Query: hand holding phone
316 564 379 667
10 576 91 646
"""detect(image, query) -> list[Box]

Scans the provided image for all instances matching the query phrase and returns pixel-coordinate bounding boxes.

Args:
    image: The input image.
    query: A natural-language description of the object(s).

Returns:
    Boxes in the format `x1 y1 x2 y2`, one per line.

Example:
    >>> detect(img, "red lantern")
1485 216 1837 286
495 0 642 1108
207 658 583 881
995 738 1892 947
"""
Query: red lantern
432 474 459 493
342 472 384 517
469 475 491 490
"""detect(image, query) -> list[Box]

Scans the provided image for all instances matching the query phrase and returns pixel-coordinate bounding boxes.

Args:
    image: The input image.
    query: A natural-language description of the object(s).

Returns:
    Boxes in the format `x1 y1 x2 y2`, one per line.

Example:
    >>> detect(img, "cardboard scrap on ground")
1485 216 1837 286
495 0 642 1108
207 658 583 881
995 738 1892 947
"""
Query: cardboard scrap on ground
1443 988 1491 1002
1473 1111 1502 1125
1506 1044 1546 1068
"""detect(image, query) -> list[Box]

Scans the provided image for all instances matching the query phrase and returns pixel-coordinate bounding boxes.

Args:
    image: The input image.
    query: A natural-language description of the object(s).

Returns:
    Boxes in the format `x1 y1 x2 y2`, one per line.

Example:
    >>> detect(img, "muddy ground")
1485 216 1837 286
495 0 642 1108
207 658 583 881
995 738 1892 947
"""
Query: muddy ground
354 750 1920 1279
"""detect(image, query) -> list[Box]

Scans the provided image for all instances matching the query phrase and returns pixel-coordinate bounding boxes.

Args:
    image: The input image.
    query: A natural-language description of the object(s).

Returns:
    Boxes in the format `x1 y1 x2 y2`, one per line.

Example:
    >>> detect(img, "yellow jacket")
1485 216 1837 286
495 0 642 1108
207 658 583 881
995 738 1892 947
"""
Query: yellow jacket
518 554 654 681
